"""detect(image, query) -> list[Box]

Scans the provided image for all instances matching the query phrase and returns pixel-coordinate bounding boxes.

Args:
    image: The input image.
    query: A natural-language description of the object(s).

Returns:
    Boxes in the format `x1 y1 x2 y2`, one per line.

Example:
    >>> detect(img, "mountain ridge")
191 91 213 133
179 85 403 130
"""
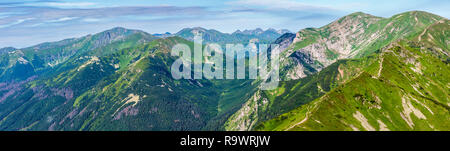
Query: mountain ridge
255 13 449 131
0 11 447 131
225 11 449 131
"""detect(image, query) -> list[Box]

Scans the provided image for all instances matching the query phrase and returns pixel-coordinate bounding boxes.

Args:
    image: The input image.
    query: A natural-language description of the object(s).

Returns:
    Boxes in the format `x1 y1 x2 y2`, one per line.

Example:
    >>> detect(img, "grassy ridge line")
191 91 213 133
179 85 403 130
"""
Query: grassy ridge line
256 35 450 131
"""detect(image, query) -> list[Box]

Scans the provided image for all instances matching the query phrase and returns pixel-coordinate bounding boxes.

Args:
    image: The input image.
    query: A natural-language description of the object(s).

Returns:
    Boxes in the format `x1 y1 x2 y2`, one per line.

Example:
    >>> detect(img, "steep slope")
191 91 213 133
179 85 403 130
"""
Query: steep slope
256 21 450 130
0 27 157 82
235 28 290 35
21 27 155 68
280 11 444 80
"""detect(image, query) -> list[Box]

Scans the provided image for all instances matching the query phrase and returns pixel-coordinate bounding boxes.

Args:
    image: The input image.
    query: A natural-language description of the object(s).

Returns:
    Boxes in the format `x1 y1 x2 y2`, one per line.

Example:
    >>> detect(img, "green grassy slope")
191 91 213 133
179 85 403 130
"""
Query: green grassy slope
279 11 444 81
0 35 258 130
224 53 378 130
225 11 447 131
175 27 286 46
256 23 450 130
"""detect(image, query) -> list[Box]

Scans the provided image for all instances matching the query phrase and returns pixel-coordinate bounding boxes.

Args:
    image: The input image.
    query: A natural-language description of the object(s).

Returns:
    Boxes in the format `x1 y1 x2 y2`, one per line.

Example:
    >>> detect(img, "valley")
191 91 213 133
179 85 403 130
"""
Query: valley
0 11 448 131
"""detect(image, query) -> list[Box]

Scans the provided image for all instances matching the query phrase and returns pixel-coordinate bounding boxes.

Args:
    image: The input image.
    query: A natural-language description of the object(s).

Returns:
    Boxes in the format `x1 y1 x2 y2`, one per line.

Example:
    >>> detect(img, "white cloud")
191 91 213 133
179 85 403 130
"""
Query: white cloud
0 18 34 28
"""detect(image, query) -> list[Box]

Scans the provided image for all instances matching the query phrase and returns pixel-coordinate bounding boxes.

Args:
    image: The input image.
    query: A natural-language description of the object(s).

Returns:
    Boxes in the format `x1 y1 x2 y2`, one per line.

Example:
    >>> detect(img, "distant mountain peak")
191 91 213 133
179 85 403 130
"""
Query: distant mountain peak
254 28 263 31
176 27 210 35
392 10 445 21
276 29 292 34
180 27 208 32
91 27 153 45
0 47 17 54
102 27 142 34
233 28 291 35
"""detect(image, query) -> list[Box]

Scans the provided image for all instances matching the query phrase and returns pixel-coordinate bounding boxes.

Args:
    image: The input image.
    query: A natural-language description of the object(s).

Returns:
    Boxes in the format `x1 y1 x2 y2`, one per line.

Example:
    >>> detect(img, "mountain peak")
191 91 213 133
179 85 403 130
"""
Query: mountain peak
176 27 209 35
180 27 208 32
109 26 127 31
152 32 173 38
339 11 382 21
235 28 264 35
191 27 207 30
348 11 373 17
232 28 290 35
392 10 445 21
0 47 17 55
402 10 439 16
276 29 292 34
325 11 382 30
0 47 16 52
254 28 264 31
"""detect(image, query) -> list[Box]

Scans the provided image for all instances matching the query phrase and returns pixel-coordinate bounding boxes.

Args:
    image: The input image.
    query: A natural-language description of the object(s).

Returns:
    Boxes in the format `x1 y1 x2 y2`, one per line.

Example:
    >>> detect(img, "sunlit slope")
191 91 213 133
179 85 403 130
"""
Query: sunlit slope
257 28 450 130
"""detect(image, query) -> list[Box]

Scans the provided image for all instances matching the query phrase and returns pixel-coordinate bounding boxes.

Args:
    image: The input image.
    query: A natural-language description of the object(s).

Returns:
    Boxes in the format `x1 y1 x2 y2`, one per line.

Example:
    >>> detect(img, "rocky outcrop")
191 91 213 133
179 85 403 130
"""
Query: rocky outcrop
279 11 443 80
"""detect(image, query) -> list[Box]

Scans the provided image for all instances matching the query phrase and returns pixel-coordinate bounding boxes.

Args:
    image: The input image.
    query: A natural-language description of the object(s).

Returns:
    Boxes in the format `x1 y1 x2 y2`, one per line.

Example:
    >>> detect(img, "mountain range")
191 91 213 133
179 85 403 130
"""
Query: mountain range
168 27 291 46
0 11 448 131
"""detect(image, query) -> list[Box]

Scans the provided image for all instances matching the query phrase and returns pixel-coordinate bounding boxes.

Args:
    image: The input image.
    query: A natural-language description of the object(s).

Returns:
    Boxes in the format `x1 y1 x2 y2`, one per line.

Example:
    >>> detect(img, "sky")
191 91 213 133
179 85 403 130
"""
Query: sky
0 0 448 48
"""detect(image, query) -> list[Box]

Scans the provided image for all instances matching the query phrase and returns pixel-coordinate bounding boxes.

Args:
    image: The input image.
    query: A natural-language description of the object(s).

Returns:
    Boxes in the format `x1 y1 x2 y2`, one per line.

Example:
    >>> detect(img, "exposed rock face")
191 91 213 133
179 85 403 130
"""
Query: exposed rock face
227 11 447 131
281 13 382 80
0 76 36 103
175 27 290 46
280 11 443 80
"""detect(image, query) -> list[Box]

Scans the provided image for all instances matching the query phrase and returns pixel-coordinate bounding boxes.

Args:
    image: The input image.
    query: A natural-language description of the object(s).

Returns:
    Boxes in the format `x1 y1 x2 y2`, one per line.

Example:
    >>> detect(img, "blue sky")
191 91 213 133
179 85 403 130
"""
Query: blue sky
0 0 448 48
